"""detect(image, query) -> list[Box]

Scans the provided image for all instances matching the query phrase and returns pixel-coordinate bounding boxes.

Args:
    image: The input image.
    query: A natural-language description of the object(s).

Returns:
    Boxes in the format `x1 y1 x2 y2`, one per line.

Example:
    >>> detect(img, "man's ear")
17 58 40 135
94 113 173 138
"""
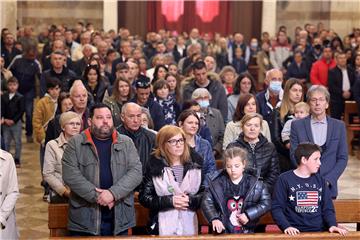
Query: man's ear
87 118 92 128
120 113 125 122
301 156 307 164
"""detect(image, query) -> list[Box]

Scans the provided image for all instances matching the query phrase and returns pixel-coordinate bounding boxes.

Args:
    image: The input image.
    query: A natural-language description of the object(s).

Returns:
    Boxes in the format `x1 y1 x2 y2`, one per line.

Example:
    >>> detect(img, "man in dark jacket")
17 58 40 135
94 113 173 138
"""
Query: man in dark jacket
40 50 77 96
62 103 142 236
182 61 228 121
328 51 356 119
131 78 165 131
8 41 41 142
1 32 21 68
117 102 156 176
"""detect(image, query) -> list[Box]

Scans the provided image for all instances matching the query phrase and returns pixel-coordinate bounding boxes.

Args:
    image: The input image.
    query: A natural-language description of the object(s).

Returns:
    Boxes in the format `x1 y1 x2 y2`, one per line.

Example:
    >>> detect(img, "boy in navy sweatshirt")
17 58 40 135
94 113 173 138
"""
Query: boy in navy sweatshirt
271 142 347 236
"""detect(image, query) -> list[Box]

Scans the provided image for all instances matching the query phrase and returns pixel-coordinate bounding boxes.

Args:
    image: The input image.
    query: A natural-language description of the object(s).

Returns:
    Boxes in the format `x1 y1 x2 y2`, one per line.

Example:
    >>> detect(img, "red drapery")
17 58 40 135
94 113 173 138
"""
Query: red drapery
147 1 231 35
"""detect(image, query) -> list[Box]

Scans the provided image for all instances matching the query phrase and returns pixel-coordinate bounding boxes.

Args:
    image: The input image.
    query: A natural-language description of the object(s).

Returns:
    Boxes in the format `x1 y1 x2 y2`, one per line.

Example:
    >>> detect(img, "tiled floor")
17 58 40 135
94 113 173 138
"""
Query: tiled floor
10 137 360 239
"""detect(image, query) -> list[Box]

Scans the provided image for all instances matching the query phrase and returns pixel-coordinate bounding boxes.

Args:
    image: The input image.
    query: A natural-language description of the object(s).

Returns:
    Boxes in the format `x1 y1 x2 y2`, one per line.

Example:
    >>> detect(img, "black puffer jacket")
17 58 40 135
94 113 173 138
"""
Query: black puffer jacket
201 171 271 233
138 150 204 235
227 133 279 193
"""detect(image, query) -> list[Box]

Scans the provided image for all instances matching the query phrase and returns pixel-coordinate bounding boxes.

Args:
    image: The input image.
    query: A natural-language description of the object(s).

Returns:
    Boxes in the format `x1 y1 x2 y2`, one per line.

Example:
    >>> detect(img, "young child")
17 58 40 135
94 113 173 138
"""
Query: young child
1 77 25 166
281 102 310 149
232 47 247 74
271 142 348 236
202 147 271 234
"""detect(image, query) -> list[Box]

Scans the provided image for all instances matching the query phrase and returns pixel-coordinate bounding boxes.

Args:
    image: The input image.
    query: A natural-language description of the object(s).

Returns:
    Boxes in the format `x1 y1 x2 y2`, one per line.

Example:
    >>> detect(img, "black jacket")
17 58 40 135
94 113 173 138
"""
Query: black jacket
40 67 78 96
117 125 156 174
328 65 356 119
201 171 271 233
138 150 204 234
227 133 280 193
84 79 110 103
1 92 25 122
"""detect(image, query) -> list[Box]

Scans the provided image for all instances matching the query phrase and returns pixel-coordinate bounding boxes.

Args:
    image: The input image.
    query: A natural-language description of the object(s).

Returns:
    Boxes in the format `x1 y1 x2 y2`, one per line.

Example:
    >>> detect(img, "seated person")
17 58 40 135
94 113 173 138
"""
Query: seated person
202 147 271 233
271 142 348 236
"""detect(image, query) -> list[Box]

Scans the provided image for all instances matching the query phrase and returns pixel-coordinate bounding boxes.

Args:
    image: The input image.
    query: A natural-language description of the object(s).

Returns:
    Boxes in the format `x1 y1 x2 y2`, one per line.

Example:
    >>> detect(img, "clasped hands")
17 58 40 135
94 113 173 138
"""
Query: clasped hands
172 193 190 210
96 188 115 209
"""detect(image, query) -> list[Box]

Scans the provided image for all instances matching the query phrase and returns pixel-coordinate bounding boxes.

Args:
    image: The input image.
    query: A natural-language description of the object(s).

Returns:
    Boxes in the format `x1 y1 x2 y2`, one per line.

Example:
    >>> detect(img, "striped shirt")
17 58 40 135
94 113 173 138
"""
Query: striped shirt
171 165 184 185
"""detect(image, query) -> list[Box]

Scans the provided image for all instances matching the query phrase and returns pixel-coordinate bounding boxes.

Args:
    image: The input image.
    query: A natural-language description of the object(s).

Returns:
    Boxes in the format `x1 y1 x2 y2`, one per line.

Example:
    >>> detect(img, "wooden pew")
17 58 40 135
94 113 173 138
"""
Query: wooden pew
49 199 360 237
51 231 360 239
344 101 360 155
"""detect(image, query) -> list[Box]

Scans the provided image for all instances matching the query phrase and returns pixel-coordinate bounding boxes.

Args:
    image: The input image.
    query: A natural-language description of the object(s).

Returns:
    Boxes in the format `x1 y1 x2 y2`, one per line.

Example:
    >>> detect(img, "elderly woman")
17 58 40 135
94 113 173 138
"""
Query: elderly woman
43 111 82 202
139 126 203 236
0 150 20 239
191 88 225 158
223 93 271 150
177 109 216 176
227 113 279 193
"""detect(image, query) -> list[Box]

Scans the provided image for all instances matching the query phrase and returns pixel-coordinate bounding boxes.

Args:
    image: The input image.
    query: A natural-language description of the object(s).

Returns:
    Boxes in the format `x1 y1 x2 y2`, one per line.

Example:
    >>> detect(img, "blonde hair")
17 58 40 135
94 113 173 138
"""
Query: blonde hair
279 78 304 120
294 102 310 113
59 111 82 129
153 125 190 165
240 113 263 130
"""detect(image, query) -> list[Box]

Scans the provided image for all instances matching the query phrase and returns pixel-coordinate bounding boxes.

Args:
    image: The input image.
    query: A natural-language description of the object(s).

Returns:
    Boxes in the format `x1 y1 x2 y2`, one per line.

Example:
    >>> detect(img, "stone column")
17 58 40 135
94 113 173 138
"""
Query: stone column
0 0 17 36
103 0 118 32
261 0 277 37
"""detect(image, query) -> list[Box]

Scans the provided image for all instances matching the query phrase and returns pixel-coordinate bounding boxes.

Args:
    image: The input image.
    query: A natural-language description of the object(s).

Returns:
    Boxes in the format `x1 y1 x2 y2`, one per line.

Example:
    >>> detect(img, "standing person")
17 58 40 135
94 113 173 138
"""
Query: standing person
201 147 271 234
177 110 216 176
1 77 25 166
8 41 42 143
138 126 203 236
227 113 280 193
62 103 142 236
43 112 81 202
290 85 348 198
328 51 356 119
310 45 336 87
256 41 272 88
0 150 20 240
83 64 110 104
1 32 22 68
272 143 347 236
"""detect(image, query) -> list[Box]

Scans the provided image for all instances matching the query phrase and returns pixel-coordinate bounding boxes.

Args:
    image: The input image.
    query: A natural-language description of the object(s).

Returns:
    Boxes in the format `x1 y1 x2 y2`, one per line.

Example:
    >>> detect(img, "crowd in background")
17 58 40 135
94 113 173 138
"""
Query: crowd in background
0 21 360 237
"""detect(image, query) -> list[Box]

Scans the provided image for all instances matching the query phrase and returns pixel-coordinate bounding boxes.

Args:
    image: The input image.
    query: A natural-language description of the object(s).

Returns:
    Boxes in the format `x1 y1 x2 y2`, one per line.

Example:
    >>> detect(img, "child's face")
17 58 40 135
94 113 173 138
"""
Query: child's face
303 151 321 174
48 85 61 99
156 85 169 99
225 156 245 182
294 107 309 119
235 48 243 58
7 82 18 93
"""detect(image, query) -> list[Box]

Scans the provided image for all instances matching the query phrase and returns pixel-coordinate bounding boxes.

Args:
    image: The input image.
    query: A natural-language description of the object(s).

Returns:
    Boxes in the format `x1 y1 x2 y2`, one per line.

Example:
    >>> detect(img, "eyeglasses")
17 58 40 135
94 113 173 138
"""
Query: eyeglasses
309 98 326 104
271 78 282 81
66 122 81 127
167 138 185 146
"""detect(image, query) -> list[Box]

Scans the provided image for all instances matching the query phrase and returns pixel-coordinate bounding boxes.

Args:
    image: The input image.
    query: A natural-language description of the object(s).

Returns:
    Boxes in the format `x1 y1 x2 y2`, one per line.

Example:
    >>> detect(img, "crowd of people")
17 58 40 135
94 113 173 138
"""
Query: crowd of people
0 21 360 238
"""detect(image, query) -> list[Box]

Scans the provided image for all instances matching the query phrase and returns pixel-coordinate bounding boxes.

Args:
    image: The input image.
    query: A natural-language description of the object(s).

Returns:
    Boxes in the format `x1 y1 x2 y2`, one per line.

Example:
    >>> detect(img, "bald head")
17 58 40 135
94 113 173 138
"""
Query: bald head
70 80 88 112
121 102 142 131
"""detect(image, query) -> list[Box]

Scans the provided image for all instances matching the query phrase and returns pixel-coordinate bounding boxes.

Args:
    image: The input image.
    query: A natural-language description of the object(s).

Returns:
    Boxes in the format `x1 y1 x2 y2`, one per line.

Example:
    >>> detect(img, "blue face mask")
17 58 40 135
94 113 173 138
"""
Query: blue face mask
269 81 282 94
198 100 210 109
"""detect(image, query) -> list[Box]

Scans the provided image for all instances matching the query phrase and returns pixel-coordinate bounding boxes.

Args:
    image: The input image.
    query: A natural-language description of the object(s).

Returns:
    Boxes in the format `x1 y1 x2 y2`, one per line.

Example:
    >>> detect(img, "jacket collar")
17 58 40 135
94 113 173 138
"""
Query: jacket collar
82 128 119 146
57 132 68 148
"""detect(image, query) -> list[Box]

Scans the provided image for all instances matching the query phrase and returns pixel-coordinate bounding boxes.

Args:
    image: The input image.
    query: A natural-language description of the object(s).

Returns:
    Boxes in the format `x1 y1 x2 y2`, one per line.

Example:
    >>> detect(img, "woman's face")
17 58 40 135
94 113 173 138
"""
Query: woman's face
166 75 177 91
242 117 261 142
180 115 199 137
107 52 117 63
239 77 252 94
157 67 167 80
118 80 130 97
87 69 98 83
355 55 360 68
141 113 149 128
156 85 169 99
63 117 81 137
166 133 185 160
223 71 235 85
168 65 178 75
61 98 73 113
243 97 257 114
288 83 303 104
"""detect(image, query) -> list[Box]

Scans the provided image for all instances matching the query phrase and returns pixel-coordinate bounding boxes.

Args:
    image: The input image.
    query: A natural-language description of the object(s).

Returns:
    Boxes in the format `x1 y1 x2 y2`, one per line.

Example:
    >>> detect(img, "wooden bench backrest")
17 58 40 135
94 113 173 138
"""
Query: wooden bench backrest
49 199 360 236
344 101 359 127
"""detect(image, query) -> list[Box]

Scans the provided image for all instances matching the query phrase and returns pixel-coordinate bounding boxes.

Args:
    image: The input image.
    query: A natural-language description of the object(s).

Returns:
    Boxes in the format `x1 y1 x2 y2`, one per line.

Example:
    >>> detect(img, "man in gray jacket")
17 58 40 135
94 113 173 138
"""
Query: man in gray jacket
62 103 142 236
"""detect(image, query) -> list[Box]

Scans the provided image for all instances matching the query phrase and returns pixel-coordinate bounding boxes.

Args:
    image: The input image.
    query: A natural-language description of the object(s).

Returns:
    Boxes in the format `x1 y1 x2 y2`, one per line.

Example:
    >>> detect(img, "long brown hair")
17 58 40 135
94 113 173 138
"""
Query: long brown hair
233 93 258 122
279 78 304 121
110 77 132 103
153 125 190 165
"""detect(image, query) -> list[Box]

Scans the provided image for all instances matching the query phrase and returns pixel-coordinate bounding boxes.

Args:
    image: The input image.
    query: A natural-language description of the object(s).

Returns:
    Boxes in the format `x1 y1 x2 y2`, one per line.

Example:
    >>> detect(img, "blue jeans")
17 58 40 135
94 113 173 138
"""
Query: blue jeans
23 89 35 137
3 120 22 161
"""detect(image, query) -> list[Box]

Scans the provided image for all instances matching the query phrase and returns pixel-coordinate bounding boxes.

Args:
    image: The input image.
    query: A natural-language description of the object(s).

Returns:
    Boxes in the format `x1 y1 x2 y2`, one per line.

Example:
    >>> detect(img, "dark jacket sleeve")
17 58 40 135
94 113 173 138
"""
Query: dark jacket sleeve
201 187 221 223
138 175 174 212
188 181 204 211
13 95 25 123
264 144 280 193
271 176 292 231
321 177 337 228
245 181 271 221
151 102 166 131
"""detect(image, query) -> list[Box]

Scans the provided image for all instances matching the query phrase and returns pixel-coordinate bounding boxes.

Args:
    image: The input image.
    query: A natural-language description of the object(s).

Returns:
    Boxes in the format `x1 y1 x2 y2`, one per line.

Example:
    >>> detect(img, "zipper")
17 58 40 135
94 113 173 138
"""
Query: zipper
241 177 258 213
90 143 101 235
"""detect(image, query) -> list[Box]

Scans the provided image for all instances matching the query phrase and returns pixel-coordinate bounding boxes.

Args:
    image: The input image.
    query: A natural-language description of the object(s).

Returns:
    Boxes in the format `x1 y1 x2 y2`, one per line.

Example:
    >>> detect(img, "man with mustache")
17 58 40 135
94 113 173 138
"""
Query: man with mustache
62 103 142 236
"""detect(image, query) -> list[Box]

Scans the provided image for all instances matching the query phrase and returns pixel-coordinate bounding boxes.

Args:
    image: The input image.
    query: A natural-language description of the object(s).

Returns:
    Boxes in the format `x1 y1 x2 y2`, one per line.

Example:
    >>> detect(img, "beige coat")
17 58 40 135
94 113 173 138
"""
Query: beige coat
223 119 272 150
0 150 20 240
43 132 68 196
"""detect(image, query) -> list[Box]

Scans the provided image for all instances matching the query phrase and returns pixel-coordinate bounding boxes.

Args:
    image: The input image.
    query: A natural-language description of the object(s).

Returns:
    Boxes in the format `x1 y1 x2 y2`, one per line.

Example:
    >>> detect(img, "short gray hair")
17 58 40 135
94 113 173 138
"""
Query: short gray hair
306 85 330 103
191 88 212 100
121 102 141 115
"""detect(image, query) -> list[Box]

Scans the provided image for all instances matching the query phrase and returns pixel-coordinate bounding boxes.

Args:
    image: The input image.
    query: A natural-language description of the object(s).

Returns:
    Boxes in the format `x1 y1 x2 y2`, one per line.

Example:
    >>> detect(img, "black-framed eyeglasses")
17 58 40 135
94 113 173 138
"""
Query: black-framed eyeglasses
167 138 185 146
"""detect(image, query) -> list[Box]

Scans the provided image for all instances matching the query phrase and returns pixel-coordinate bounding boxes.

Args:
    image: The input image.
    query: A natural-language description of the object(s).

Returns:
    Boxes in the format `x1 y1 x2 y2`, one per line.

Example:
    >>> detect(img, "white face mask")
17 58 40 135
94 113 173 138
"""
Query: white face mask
198 100 210 109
